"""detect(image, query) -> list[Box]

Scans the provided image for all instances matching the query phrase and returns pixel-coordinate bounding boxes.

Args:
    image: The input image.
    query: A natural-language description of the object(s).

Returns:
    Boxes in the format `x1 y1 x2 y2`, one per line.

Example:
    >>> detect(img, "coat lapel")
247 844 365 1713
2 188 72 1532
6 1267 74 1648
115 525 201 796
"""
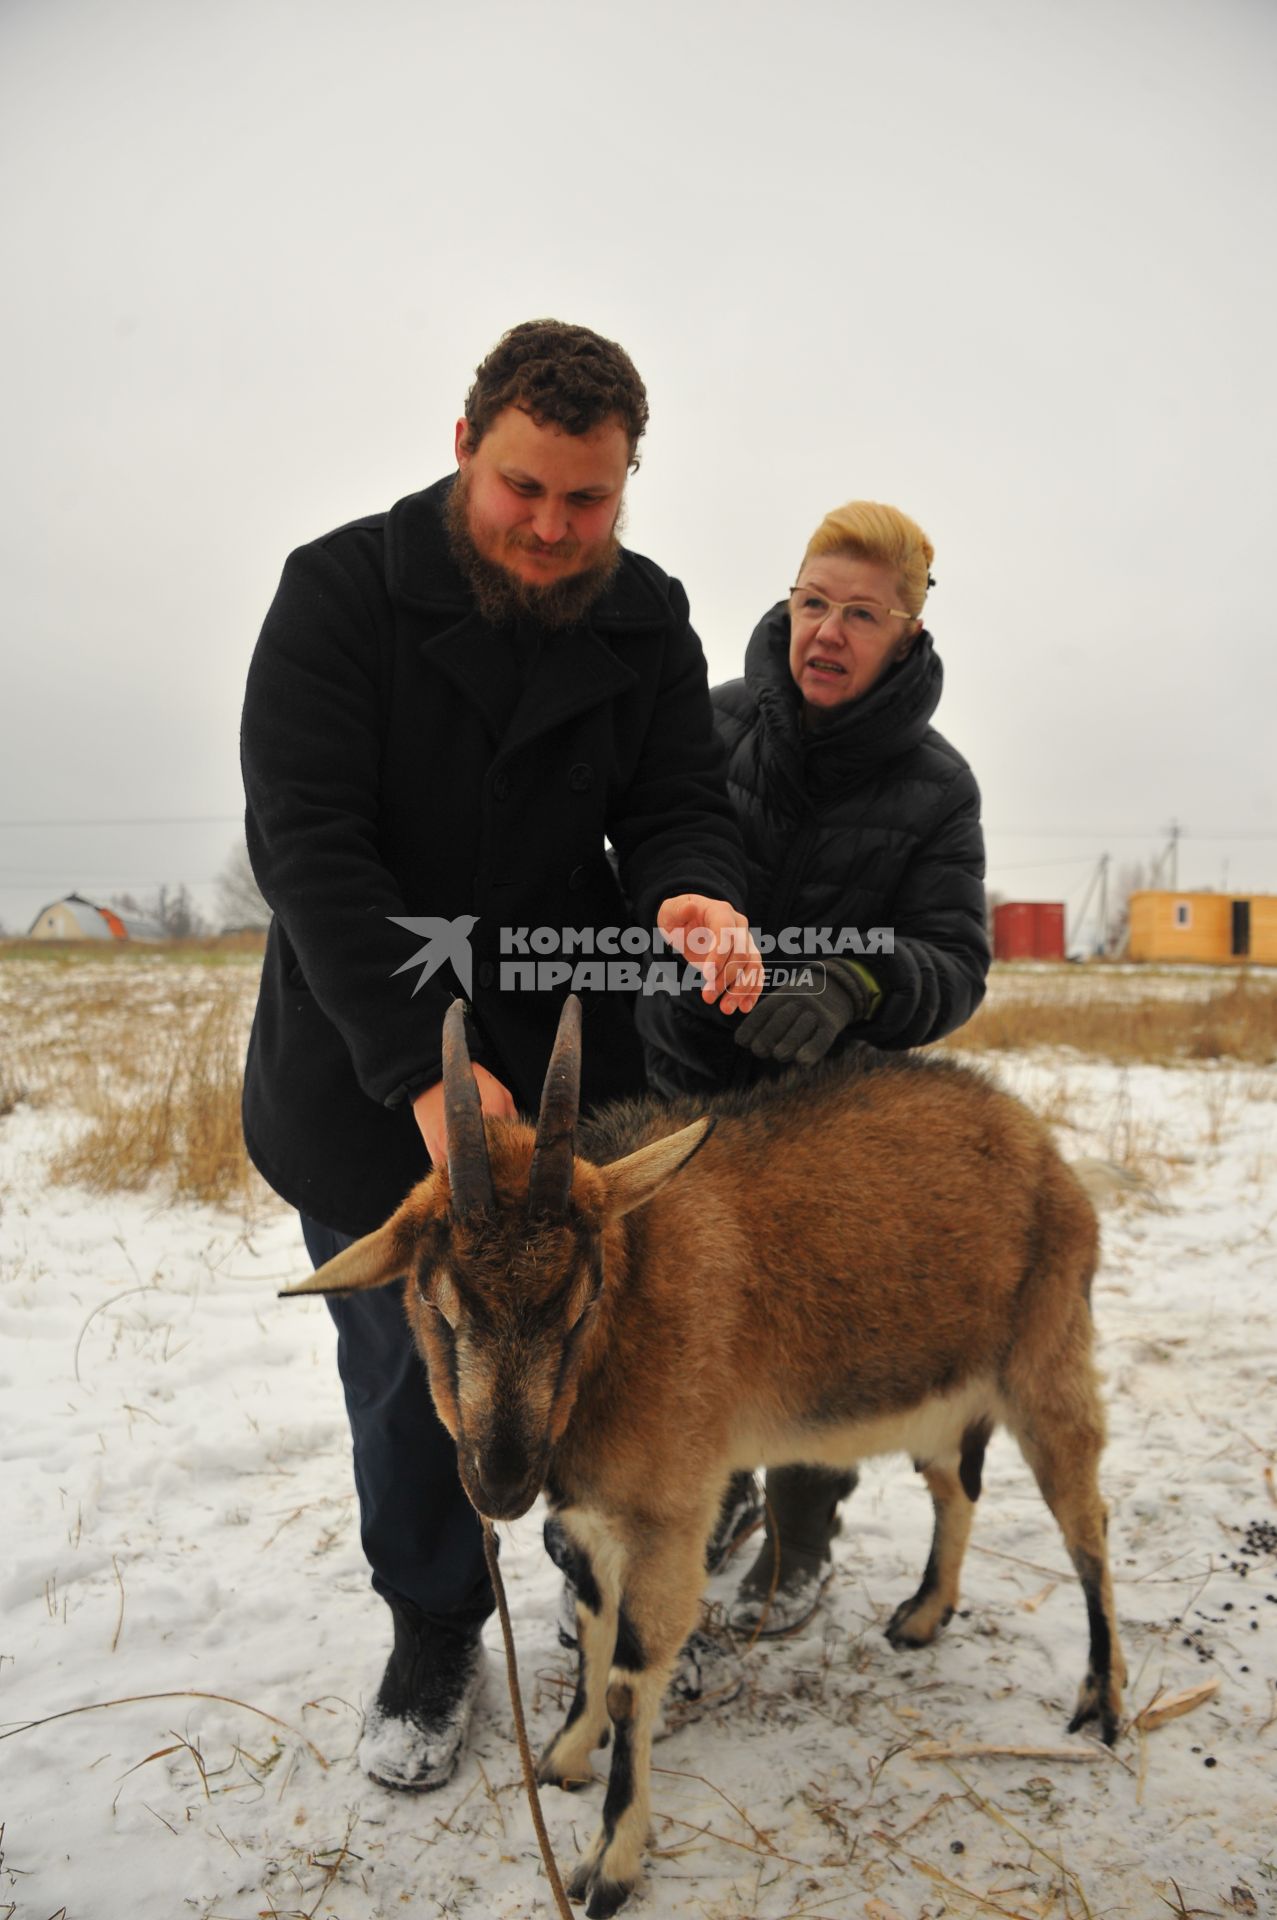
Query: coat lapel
413 609 639 749
499 628 638 754
387 476 645 751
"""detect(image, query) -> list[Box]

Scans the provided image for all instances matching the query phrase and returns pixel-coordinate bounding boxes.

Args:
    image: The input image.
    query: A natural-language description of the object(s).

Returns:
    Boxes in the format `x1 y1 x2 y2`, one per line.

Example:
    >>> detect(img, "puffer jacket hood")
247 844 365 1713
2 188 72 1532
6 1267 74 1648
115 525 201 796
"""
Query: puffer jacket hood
743 602 945 801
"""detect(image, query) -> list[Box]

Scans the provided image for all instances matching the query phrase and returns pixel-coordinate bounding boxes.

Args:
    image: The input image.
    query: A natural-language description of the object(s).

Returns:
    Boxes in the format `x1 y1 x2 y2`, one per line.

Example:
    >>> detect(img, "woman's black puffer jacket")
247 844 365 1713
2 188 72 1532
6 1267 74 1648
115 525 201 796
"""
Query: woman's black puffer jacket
637 602 990 1094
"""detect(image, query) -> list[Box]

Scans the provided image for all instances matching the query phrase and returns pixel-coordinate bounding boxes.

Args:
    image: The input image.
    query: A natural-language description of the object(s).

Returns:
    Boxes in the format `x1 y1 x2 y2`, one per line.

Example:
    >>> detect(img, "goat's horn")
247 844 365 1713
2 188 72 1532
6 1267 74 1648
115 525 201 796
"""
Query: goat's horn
441 1000 496 1219
527 993 582 1218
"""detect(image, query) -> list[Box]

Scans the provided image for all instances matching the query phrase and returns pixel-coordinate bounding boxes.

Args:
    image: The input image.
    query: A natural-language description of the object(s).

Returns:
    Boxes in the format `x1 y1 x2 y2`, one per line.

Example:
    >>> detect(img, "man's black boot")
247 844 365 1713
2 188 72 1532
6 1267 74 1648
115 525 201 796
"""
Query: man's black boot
359 1596 486 1790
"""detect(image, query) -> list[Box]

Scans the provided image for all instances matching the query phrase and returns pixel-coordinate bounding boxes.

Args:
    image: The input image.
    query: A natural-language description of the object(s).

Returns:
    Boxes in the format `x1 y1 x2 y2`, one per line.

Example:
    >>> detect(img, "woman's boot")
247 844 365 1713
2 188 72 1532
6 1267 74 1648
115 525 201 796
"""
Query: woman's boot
729 1464 858 1635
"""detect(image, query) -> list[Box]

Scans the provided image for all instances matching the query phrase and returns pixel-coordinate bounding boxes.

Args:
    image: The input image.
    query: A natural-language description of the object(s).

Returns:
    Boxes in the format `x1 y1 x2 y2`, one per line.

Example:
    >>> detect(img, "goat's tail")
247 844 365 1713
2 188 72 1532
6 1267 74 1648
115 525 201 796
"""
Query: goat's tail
1068 1156 1149 1208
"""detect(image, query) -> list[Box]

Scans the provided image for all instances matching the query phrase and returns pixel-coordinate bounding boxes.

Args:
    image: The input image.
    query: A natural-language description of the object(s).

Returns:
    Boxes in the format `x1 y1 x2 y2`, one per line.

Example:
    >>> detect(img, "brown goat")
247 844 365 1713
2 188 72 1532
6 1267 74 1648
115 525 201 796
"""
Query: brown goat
287 995 1125 1918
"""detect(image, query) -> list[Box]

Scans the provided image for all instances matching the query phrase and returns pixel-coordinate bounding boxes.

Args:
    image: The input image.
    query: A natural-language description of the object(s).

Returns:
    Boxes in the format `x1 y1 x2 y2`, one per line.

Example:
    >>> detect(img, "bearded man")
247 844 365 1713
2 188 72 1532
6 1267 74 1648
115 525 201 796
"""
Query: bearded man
240 320 758 1792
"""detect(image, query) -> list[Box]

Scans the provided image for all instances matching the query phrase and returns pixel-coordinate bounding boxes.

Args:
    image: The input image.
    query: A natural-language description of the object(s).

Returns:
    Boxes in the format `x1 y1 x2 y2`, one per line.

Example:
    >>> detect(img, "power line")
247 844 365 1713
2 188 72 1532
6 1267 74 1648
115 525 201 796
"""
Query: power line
0 812 1271 840
0 877 223 892
0 821 1125 842
988 857 1097 872
0 815 241 829
986 827 1277 842
0 867 201 877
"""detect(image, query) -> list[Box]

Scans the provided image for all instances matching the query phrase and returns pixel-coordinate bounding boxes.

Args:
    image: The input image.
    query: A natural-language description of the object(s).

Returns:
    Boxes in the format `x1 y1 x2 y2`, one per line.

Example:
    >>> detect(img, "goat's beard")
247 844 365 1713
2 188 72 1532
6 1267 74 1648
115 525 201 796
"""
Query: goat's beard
445 470 624 632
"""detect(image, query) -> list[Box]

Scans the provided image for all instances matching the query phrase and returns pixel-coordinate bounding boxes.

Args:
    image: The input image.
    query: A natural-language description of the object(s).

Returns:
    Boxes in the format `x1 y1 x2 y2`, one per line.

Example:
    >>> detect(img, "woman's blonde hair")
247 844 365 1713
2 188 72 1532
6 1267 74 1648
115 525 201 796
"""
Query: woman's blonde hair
801 501 934 619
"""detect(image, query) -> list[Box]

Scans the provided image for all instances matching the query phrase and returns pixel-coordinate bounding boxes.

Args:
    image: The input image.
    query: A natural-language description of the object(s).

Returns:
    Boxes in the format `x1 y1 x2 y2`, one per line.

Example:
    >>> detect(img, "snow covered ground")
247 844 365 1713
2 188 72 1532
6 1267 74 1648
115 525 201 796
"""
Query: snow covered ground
2 959 1275 1920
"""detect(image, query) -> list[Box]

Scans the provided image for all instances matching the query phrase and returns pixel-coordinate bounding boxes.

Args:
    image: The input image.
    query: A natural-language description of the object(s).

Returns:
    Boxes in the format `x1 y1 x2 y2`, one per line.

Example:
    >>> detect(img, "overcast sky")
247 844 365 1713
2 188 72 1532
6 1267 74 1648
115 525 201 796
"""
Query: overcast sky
3 0 1274 945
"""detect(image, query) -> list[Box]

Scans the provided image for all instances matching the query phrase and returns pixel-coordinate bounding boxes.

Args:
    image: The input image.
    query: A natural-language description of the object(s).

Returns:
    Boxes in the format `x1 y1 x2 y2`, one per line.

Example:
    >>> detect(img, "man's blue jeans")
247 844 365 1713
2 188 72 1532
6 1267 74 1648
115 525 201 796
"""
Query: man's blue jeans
300 1214 493 1634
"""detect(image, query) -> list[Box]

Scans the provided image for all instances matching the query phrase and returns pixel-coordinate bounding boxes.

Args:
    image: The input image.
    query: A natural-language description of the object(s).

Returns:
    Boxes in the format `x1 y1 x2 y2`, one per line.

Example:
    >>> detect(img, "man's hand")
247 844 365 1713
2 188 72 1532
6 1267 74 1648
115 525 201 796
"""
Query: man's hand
657 894 763 1014
413 1063 517 1167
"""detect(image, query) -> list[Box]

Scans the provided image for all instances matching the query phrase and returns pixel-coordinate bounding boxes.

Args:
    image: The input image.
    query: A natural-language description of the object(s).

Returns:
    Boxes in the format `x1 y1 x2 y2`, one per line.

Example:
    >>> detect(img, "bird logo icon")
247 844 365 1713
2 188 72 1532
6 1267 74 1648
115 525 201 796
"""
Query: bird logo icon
387 915 479 996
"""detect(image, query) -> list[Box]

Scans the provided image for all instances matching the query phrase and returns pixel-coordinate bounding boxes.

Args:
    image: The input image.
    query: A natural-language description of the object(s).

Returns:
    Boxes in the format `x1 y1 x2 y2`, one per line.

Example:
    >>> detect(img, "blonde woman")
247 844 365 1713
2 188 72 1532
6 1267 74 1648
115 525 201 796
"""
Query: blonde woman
639 500 990 1633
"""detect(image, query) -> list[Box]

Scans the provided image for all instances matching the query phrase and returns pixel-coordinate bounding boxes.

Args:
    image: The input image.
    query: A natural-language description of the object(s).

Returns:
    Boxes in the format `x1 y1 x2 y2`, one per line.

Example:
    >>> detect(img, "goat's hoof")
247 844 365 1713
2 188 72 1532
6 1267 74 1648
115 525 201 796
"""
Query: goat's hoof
587 1882 634 1919
537 1730 599 1791
1060 1674 1121 1751
566 1846 639 1917
1067 1681 1121 1748
884 1597 950 1648
571 1870 634 1918
566 1855 597 1905
536 1750 595 1793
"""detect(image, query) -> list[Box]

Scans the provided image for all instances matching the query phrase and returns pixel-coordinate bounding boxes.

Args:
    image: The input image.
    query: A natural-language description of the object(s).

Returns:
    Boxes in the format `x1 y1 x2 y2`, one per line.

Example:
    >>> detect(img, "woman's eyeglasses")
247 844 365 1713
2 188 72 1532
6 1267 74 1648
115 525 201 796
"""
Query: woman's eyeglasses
789 586 913 632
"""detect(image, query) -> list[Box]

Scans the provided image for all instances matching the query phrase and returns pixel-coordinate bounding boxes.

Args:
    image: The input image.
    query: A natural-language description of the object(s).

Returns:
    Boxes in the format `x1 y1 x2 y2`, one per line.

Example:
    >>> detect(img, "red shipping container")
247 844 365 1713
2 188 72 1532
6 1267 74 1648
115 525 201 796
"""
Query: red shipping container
994 901 1066 961
1035 902 1066 960
994 902 1034 960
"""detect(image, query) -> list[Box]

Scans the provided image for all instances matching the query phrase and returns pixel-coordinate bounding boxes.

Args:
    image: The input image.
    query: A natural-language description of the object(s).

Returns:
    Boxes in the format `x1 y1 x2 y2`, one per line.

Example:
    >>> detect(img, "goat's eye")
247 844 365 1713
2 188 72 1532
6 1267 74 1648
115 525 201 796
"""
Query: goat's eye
565 1276 602 1333
422 1270 463 1329
414 1273 457 1329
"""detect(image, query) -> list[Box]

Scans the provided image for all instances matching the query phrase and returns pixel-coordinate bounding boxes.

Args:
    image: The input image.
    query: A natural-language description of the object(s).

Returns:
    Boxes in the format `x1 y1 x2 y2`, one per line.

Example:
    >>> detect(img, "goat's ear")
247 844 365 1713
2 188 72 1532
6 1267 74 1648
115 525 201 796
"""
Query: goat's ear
279 1219 409 1298
600 1117 714 1220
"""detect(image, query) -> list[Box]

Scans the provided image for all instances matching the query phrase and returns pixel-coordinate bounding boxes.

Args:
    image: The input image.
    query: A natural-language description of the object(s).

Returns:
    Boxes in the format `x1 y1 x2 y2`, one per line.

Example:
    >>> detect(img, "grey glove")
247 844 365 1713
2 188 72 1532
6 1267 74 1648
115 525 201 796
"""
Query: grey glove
734 957 880 1068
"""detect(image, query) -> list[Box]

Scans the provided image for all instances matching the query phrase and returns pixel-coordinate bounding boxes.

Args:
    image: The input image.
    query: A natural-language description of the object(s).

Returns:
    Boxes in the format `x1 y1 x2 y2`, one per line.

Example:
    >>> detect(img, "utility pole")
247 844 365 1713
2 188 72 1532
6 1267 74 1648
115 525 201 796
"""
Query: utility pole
1072 852 1110 957
1098 851 1109 956
1150 820 1185 893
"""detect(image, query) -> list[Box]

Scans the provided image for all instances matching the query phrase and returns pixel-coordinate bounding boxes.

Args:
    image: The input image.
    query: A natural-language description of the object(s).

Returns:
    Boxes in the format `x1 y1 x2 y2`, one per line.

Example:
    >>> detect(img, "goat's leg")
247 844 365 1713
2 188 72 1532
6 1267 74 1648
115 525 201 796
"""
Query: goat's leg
567 1520 708 1920
885 1448 980 1648
538 1511 621 1791
1013 1414 1126 1745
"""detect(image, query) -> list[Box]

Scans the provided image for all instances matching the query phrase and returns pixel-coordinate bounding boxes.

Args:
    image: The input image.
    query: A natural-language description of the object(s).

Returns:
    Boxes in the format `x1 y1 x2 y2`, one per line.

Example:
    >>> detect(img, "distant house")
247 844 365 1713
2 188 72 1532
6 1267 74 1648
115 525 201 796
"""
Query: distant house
1128 890 1277 966
27 893 167 942
992 901 1066 962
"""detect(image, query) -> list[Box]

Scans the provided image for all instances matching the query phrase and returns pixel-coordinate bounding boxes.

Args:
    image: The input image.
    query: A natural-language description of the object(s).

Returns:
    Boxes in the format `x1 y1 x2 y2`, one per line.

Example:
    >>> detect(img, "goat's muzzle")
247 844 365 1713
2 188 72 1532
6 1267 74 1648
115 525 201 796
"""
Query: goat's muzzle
461 1423 548 1521
464 1453 544 1523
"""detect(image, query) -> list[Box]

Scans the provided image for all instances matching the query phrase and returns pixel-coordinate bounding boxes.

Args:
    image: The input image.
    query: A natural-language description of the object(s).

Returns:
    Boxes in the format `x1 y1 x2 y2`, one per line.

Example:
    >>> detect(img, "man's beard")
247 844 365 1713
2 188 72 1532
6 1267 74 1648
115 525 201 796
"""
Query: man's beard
445 471 624 632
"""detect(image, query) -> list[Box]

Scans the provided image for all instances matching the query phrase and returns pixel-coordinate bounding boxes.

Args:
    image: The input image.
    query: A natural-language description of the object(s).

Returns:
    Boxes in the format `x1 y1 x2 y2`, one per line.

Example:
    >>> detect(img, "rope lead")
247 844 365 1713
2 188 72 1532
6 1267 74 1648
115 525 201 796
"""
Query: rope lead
482 1517 575 1920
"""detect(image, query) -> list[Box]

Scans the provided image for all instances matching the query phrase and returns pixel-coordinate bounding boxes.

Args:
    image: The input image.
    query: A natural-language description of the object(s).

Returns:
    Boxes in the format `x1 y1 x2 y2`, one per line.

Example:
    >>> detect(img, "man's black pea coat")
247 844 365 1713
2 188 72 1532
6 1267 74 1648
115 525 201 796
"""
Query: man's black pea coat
241 476 746 1236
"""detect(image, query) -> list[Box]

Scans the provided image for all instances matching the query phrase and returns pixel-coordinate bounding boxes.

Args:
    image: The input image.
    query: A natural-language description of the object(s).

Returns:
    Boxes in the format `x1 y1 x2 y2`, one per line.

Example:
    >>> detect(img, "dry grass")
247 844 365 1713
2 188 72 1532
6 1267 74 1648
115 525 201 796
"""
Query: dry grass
0 934 265 965
946 973 1277 1065
50 986 255 1207
1 948 266 1212
3 952 1272 1217
0 1055 27 1117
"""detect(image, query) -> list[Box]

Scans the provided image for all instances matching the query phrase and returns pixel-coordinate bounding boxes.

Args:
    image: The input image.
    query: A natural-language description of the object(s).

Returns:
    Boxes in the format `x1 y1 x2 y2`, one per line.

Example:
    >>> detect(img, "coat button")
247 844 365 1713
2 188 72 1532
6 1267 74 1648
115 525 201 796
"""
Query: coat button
493 772 511 801
568 763 593 792
477 961 495 989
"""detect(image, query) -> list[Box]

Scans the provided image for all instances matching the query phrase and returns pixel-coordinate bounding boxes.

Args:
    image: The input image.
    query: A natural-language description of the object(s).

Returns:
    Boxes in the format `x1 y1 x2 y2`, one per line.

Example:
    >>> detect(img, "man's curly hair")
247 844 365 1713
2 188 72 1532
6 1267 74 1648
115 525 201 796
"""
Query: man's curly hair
463 320 649 464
